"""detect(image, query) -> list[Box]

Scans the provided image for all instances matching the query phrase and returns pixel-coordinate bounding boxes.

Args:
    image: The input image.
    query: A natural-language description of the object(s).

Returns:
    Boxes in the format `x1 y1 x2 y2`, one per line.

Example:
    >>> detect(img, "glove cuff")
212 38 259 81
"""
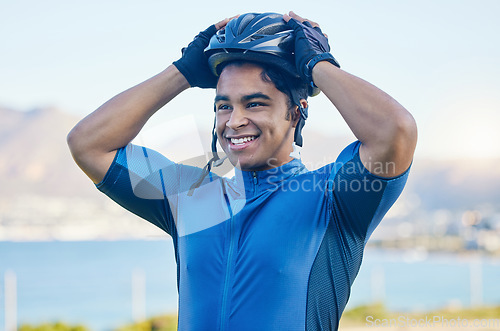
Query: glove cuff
305 53 340 86
172 60 193 87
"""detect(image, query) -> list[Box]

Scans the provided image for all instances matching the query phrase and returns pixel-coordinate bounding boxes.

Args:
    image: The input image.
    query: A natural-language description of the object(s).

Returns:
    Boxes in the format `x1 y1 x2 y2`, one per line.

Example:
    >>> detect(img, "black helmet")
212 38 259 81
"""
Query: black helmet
204 12 319 97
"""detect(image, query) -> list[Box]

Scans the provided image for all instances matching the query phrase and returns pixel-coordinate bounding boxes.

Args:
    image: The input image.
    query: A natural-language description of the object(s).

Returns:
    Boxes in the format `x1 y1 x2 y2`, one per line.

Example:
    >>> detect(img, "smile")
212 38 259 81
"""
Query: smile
230 136 256 145
226 135 259 151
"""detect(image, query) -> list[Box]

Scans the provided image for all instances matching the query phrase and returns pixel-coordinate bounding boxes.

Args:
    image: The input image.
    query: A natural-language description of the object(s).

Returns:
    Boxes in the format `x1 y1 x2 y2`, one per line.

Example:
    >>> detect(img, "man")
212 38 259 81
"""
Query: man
68 12 417 331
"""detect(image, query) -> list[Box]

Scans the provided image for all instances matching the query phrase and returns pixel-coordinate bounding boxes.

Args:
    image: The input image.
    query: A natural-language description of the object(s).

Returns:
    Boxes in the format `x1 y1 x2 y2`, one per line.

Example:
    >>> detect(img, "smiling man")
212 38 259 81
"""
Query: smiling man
68 12 417 331
215 62 305 171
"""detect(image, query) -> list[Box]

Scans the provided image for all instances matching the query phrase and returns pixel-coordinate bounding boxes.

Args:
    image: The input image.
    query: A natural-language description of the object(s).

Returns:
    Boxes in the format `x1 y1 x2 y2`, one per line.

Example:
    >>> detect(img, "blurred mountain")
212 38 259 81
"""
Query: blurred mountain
0 106 499 211
406 157 500 210
0 105 98 198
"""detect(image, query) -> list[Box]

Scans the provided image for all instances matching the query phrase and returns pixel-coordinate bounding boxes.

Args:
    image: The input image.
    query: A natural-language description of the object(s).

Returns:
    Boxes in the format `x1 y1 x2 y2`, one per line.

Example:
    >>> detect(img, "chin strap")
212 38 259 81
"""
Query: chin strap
289 92 308 159
188 113 225 196
289 143 302 159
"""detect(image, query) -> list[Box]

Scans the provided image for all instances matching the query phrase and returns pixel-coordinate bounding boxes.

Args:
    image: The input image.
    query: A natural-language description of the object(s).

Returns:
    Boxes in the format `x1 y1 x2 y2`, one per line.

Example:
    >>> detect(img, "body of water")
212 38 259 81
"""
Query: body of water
1 240 499 330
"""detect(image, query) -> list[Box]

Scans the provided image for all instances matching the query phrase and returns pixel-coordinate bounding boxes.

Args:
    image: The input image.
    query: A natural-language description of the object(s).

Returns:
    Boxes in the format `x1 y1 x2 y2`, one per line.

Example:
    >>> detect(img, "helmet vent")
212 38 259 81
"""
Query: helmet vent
240 34 265 43
237 13 257 35
216 29 226 43
257 23 285 36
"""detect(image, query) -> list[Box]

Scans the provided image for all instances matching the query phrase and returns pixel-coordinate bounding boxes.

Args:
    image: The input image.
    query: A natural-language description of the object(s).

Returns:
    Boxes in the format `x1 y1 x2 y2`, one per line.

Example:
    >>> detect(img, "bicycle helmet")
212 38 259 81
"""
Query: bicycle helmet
204 12 319 97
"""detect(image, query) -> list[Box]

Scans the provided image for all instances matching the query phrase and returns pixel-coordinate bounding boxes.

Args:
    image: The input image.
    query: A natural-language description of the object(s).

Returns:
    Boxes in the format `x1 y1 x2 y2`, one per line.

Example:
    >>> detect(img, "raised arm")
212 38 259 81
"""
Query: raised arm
312 62 417 177
67 66 189 183
67 18 232 184
284 12 417 177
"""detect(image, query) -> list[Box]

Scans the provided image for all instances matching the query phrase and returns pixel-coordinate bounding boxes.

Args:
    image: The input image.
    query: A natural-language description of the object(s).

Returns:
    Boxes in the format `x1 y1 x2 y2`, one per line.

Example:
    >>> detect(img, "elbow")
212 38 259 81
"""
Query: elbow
362 106 418 177
395 110 418 154
66 123 88 166
376 107 418 158
66 126 77 153
381 109 417 165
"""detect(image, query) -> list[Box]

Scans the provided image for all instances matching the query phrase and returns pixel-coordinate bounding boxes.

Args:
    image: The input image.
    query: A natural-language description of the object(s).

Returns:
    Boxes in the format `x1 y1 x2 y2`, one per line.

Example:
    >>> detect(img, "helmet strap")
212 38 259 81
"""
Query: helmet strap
188 114 224 196
289 88 308 159
290 142 302 159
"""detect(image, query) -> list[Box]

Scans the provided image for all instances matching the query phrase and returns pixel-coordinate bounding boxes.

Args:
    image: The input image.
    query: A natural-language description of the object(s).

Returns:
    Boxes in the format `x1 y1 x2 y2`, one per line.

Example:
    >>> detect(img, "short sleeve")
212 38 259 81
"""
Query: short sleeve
96 144 180 236
328 141 410 243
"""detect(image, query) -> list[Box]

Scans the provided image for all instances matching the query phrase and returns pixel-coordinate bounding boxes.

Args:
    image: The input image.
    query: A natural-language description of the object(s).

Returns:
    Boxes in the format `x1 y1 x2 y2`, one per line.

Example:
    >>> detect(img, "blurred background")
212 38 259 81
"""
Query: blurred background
1 0 499 330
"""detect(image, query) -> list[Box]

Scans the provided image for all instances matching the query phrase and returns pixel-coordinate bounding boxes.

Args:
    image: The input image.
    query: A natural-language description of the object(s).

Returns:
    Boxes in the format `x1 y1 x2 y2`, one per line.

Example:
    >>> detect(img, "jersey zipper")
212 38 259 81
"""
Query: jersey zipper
220 172 257 329
252 171 258 194
220 190 235 331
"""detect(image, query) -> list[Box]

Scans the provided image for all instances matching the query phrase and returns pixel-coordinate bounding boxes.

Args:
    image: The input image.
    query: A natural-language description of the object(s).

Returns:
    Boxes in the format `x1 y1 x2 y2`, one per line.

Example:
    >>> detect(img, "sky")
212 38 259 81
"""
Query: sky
1 0 500 160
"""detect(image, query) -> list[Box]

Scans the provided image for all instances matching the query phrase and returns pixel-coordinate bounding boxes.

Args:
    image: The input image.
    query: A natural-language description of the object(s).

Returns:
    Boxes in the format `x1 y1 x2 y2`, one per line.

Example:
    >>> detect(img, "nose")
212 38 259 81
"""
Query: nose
226 107 248 130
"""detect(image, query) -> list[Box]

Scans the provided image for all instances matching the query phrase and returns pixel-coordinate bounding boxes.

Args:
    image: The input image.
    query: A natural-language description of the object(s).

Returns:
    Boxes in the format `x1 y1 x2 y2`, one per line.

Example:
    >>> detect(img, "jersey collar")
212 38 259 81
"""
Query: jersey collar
232 158 308 198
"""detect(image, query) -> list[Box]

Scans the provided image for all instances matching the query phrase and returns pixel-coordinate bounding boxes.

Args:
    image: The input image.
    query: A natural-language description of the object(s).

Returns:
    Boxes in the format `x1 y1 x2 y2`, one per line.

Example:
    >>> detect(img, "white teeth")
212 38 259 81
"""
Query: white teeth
230 136 255 145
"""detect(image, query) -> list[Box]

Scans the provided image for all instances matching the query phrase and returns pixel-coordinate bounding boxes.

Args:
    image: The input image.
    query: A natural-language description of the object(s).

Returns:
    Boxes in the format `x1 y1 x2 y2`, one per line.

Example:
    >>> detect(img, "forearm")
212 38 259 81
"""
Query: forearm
313 61 417 175
67 64 190 182
70 64 189 153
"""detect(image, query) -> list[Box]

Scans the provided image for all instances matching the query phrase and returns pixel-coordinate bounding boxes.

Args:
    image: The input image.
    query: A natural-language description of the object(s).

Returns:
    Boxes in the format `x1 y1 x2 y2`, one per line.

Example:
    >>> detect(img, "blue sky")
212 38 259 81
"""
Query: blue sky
1 0 499 160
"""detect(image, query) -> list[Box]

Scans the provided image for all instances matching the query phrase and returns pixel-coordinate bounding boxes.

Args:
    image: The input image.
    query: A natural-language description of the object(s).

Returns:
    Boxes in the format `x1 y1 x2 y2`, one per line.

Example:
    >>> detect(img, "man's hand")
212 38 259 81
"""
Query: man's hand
283 11 340 85
173 17 234 89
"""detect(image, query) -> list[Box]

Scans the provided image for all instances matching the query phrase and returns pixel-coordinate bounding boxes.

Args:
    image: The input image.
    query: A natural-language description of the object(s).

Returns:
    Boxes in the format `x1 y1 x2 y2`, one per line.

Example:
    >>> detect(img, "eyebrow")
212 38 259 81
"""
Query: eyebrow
214 92 271 104
242 93 271 102
214 95 229 103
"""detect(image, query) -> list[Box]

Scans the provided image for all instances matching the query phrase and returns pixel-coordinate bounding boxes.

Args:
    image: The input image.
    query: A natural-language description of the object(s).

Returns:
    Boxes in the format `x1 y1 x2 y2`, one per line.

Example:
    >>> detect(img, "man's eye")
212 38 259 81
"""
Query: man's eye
217 104 231 111
247 102 264 108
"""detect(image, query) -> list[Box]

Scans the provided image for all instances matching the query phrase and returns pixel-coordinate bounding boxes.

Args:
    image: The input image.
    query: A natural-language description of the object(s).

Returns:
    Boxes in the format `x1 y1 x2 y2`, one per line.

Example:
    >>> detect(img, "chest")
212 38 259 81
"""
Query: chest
177 187 330 276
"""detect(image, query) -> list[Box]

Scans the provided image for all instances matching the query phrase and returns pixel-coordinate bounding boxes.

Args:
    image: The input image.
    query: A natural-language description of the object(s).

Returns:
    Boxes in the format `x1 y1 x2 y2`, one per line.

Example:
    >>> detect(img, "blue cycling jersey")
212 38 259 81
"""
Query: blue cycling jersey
97 141 409 330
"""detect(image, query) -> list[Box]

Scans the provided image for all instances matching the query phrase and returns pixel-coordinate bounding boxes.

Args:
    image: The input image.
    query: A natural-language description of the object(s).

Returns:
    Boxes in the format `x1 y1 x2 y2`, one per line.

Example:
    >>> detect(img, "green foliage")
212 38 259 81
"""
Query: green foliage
18 321 89 331
18 305 500 330
115 315 177 331
340 302 394 326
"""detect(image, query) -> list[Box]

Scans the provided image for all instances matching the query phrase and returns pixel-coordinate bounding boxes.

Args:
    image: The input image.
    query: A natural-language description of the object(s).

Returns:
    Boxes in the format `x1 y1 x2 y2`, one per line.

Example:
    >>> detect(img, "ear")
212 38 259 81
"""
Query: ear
291 99 308 127
299 98 308 110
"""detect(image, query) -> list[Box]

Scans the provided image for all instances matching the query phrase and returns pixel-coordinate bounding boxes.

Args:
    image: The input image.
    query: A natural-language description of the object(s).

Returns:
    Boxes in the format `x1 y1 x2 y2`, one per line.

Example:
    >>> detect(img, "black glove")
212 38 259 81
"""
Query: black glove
286 19 340 86
173 25 218 89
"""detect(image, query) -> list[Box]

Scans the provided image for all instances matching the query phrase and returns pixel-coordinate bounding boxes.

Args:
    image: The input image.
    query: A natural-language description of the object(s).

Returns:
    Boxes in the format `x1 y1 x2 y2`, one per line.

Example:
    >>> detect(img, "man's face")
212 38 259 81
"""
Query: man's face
215 63 297 171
